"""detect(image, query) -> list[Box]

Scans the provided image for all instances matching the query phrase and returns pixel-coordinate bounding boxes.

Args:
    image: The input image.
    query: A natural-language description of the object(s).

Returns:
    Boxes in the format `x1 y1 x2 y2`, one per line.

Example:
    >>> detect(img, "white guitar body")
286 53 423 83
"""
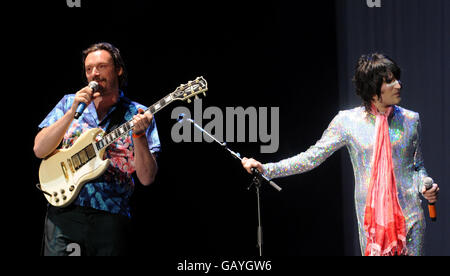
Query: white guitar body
39 128 110 207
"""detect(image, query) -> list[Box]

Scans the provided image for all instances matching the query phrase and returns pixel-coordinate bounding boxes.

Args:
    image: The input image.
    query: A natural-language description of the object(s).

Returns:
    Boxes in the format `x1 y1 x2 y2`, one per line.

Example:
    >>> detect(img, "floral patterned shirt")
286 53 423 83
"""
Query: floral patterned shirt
39 92 161 217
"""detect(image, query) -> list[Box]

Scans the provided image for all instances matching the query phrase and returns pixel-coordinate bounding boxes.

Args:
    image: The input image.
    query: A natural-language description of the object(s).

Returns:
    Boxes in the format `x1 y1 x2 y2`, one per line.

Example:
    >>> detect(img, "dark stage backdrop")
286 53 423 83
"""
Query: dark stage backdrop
14 0 448 258
21 1 342 258
336 0 450 256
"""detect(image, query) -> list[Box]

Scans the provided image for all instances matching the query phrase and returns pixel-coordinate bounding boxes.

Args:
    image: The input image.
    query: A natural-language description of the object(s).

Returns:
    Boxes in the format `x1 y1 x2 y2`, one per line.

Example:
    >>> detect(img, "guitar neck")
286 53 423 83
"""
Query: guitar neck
95 94 176 151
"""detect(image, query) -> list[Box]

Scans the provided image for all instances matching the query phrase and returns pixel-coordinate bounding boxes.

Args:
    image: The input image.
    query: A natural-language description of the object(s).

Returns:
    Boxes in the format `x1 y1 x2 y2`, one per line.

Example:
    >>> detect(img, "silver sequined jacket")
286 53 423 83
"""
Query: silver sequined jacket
262 106 428 255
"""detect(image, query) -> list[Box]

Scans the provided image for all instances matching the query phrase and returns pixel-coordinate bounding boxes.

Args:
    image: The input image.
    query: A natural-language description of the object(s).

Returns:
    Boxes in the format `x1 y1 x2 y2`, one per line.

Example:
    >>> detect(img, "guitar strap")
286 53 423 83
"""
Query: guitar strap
103 96 132 133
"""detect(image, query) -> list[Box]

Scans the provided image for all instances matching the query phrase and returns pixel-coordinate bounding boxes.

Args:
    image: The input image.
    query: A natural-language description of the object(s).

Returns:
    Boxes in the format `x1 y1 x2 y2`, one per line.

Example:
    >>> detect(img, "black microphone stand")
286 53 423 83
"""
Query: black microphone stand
177 114 281 257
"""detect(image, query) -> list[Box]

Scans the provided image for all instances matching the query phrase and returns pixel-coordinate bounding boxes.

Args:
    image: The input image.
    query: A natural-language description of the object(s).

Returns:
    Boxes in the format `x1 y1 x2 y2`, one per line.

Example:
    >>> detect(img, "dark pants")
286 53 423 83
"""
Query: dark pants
43 205 132 256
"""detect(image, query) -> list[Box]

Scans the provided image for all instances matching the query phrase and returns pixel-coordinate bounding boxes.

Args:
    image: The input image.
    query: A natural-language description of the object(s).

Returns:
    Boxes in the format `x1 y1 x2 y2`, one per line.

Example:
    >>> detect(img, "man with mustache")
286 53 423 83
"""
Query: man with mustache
34 42 160 255
242 53 440 256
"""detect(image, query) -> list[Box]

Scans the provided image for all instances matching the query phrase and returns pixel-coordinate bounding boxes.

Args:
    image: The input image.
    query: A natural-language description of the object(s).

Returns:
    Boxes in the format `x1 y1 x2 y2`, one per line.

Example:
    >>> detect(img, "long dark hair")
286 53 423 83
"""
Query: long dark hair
352 53 401 112
81 42 128 89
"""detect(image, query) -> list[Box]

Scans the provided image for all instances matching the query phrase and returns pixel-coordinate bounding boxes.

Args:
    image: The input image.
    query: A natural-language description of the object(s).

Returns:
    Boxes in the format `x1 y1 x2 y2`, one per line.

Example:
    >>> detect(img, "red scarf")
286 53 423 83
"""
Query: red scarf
363 104 407 256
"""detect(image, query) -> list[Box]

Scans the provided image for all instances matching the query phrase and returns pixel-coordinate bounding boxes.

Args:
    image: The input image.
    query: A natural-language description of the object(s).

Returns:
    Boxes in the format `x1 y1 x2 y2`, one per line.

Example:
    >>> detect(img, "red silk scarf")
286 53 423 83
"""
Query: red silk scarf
363 105 407 256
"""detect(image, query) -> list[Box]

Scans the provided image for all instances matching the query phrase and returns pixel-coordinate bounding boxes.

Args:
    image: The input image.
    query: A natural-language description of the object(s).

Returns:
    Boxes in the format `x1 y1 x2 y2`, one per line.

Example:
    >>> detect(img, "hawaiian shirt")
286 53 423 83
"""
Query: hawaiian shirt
38 91 161 217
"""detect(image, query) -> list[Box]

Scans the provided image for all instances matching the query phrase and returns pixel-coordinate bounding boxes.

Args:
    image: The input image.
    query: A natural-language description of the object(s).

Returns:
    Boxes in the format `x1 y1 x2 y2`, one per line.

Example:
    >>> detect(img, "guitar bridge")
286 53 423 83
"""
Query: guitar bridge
60 162 69 182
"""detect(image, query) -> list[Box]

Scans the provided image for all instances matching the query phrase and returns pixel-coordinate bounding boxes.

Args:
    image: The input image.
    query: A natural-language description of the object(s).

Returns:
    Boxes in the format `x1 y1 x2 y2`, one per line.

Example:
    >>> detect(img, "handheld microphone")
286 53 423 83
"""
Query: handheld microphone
74 81 99 119
423 177 437 222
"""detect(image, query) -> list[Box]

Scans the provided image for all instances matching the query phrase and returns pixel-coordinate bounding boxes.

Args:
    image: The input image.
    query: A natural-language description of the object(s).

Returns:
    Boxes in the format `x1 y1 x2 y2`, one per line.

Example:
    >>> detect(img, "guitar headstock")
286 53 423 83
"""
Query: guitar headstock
171 76 208 103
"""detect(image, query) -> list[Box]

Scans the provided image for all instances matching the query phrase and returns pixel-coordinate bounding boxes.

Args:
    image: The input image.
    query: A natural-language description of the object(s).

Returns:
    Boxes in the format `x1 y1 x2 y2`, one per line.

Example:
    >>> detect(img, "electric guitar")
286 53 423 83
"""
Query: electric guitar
38 77 208 207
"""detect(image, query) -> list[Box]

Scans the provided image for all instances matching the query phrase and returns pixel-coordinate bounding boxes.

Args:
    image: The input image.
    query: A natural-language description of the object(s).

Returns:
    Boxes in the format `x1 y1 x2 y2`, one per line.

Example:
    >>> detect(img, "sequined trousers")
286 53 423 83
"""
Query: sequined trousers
262 106 428 255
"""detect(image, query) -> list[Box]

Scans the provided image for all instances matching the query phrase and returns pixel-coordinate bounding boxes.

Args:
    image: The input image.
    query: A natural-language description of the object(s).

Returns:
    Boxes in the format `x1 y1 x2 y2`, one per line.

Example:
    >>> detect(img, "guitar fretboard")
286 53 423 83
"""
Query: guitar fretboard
95 94 175 151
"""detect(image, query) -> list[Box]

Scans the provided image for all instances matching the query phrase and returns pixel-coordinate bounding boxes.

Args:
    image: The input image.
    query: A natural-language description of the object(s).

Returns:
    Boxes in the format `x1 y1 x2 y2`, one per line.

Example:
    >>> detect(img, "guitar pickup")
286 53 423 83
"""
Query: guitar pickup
78 150 88 164
85 144 96 160
72 154 81 170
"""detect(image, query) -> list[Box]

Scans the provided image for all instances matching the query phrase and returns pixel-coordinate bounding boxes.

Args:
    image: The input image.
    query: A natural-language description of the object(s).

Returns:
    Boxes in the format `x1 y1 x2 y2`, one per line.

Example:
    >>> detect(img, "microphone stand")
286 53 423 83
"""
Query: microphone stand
177 114 281 257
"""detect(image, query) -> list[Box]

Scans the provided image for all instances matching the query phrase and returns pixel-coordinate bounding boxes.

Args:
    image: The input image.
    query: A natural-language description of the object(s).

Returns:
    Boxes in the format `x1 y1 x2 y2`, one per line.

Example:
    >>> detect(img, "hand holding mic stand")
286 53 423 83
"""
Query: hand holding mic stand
177 113 281 256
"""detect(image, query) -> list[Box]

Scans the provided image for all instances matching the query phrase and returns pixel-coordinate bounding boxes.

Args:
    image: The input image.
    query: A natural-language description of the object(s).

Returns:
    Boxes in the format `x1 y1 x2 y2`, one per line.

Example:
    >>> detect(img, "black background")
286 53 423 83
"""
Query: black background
8 0 448 261
20 0 342 257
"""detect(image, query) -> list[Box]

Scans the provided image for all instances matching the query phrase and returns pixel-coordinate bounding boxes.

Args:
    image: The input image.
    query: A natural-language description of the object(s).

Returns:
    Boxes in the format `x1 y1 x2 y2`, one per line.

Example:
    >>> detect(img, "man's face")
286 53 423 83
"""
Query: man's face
84 50 122 94
378 76 402 106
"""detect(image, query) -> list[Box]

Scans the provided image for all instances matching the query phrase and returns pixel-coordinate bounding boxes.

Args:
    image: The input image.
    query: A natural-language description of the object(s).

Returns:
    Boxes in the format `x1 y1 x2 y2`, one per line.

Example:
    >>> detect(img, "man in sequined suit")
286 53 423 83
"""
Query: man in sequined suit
242 53 439 256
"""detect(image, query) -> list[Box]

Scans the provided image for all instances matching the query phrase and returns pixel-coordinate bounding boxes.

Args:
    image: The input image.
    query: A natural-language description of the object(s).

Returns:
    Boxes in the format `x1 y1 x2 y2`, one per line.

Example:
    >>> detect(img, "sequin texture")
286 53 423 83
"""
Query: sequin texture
262 106 427 255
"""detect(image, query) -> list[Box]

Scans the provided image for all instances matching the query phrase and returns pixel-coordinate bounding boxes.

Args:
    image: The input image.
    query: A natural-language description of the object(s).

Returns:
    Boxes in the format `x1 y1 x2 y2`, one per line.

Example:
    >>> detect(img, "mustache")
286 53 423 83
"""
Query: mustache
92 77 106 82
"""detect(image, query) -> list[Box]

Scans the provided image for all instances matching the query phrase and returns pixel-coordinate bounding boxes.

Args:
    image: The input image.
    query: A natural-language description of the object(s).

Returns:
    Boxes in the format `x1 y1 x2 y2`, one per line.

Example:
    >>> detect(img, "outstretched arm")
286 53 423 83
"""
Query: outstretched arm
242 111 348 179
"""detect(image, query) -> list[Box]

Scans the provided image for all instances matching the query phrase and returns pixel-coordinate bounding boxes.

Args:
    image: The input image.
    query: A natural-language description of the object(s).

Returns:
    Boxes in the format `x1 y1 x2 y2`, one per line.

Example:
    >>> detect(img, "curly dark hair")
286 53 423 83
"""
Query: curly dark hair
352 53 401 112
81 42 128 90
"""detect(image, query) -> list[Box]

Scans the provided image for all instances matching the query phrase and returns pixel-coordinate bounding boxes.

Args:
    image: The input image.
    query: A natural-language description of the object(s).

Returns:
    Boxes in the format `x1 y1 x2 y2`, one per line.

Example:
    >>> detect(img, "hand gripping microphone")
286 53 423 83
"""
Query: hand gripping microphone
74 81 99 119
423 177 437 222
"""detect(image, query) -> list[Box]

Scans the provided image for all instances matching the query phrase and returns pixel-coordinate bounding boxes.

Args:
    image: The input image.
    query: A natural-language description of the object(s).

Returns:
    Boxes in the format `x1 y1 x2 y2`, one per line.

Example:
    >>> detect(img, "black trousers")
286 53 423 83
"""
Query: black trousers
43 204 132 256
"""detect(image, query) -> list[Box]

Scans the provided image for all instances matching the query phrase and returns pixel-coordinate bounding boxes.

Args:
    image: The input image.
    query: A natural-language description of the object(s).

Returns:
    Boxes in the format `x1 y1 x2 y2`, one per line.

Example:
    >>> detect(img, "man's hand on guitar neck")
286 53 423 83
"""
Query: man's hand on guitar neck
132 108 153 138
132 108 157 186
